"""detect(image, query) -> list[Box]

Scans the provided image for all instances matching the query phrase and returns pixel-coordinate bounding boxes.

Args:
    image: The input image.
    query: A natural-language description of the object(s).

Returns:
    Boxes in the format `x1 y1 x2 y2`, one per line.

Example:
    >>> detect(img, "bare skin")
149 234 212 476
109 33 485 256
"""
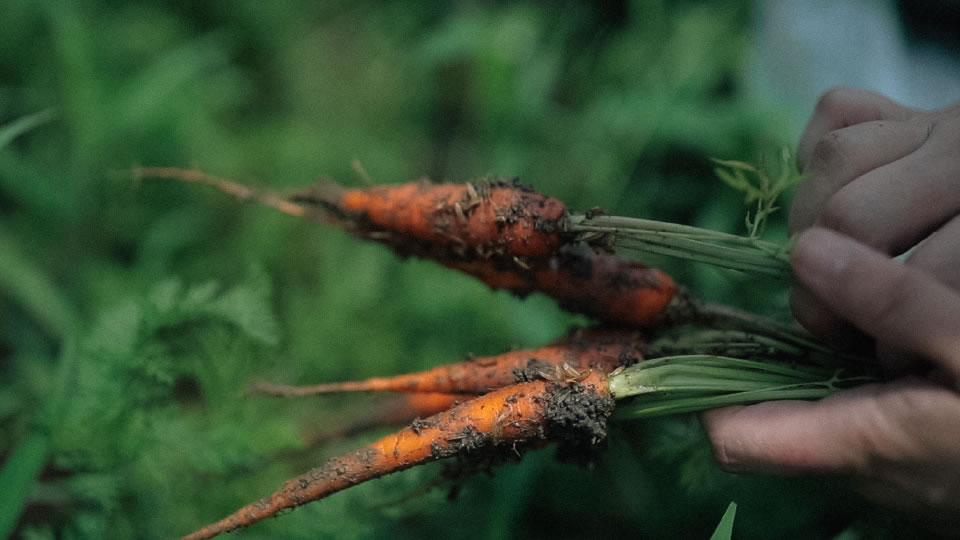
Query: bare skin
703 88 960 534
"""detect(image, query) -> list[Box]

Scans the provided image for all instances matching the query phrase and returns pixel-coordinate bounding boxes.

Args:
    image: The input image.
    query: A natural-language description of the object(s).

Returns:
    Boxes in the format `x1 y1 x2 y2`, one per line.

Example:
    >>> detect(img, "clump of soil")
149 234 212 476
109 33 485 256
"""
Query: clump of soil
543 379 615 465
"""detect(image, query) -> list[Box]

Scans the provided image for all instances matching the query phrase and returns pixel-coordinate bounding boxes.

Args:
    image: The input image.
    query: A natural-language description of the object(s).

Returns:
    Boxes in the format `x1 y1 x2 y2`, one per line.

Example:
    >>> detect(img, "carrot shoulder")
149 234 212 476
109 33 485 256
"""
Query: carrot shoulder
182 372 613 540
250 327 643 396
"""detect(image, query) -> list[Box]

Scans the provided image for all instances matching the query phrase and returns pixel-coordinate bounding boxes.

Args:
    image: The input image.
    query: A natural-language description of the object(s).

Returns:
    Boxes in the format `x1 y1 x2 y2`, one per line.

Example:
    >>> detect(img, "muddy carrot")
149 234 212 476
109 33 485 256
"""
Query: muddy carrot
448 246 676 326
532 245 676 327
182 371 613 540
135 169 676 326
296 178 569 258
134 170 566 258
250 327 642 397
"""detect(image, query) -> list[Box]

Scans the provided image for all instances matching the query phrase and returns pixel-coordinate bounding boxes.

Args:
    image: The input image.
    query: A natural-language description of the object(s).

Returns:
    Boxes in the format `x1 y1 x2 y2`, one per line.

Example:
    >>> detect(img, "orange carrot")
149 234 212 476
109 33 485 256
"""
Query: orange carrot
134 169 676 326
250 327 641 397
134 170 567 258
307 178 568 258
449 246 676 326
182 371 613 540
532 246 676 327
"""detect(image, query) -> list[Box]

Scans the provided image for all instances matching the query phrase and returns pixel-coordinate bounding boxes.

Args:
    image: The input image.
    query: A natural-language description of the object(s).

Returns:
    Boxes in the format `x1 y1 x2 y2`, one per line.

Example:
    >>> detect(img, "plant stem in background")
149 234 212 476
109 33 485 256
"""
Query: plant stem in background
0 108 56 150
0 430 51 538
0 339 79 539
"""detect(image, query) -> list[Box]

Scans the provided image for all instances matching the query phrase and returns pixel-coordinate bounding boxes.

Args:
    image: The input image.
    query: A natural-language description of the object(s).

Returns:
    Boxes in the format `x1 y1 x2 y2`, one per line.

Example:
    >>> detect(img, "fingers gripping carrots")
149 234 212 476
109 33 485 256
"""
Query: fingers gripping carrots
251 327 644 397
182 372 613 540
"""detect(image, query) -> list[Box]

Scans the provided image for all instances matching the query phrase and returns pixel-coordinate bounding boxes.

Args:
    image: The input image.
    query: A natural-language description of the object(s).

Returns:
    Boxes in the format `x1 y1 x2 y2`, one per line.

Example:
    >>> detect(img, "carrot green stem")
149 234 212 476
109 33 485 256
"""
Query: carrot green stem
566 214 792 278
687 303 871 365
612 388 838 418
608 354 877 419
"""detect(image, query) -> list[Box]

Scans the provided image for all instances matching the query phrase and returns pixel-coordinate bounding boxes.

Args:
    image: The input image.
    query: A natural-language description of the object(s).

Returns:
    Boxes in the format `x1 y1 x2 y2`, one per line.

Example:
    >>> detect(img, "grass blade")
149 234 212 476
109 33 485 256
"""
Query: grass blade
0 225 78 338
0 108 56 150
0 430 51 538
709 501 738 540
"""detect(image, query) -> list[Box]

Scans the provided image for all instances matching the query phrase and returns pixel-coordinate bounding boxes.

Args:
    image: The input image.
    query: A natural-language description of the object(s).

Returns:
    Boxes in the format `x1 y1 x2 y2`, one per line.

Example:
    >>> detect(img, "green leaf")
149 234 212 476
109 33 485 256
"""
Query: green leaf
85 300 142 355
147 267 278 345
709 501 738 540
0 108 56 151
0 224 78 338
710 158 757 172
713 148 805 238
0 430 52 538
197 266 278 345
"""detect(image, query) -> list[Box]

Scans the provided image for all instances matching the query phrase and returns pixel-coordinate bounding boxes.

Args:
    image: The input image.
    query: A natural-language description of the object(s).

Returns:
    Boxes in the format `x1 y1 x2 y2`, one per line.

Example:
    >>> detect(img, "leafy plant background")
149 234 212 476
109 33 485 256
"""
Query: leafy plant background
0 1 911 538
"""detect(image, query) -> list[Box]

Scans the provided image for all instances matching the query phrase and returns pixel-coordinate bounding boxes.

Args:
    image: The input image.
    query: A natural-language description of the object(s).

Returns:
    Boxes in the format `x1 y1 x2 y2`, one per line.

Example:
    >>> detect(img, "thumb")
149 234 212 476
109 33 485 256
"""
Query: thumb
703 378 958 475
791 227 960 382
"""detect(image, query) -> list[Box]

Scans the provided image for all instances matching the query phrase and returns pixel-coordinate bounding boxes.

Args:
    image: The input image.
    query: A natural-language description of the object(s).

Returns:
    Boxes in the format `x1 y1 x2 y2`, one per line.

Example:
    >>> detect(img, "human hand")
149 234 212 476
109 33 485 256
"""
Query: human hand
704 88 960 534
706 227 960 534
788 88 960 363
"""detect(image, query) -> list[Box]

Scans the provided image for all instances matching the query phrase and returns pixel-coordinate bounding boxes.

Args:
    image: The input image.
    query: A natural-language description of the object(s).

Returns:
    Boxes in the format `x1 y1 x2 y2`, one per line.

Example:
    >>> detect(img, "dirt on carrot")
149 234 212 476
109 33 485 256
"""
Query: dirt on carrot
181 371 613 540
134 169 676 327
250 326 643 397
449 245 676 326
534 245 676 327
292 177 569 259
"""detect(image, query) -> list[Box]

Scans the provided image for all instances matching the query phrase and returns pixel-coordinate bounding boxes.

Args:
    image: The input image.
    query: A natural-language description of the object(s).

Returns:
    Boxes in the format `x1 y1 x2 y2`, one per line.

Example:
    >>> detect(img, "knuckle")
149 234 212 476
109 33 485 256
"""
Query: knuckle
702 415 743 471
707 433 739 471
847 399 894 474
854 381 952 470
814 87 859 121
818 193 891 251
809 129 848 170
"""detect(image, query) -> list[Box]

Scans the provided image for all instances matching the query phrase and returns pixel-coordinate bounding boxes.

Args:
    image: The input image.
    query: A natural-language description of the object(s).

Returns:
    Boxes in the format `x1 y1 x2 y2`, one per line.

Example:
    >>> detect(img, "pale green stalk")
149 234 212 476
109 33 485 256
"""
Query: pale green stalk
566 214 793 278
607 355 876 420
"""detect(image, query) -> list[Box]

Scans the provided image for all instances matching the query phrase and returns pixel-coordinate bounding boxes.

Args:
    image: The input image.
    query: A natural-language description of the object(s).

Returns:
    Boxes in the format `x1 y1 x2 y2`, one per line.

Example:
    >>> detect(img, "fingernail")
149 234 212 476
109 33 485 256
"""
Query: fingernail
791 228 853 297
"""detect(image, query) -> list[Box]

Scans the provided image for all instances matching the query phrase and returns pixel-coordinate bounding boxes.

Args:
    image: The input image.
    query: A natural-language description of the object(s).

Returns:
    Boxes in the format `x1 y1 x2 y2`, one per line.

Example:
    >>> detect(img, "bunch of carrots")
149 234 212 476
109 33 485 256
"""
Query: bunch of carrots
135 169 873 540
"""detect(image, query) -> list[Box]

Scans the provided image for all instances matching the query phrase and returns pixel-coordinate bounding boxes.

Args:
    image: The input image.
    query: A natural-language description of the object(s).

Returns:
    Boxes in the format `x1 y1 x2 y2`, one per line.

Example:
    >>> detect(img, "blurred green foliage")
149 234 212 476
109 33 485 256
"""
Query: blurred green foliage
0 1 905 538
